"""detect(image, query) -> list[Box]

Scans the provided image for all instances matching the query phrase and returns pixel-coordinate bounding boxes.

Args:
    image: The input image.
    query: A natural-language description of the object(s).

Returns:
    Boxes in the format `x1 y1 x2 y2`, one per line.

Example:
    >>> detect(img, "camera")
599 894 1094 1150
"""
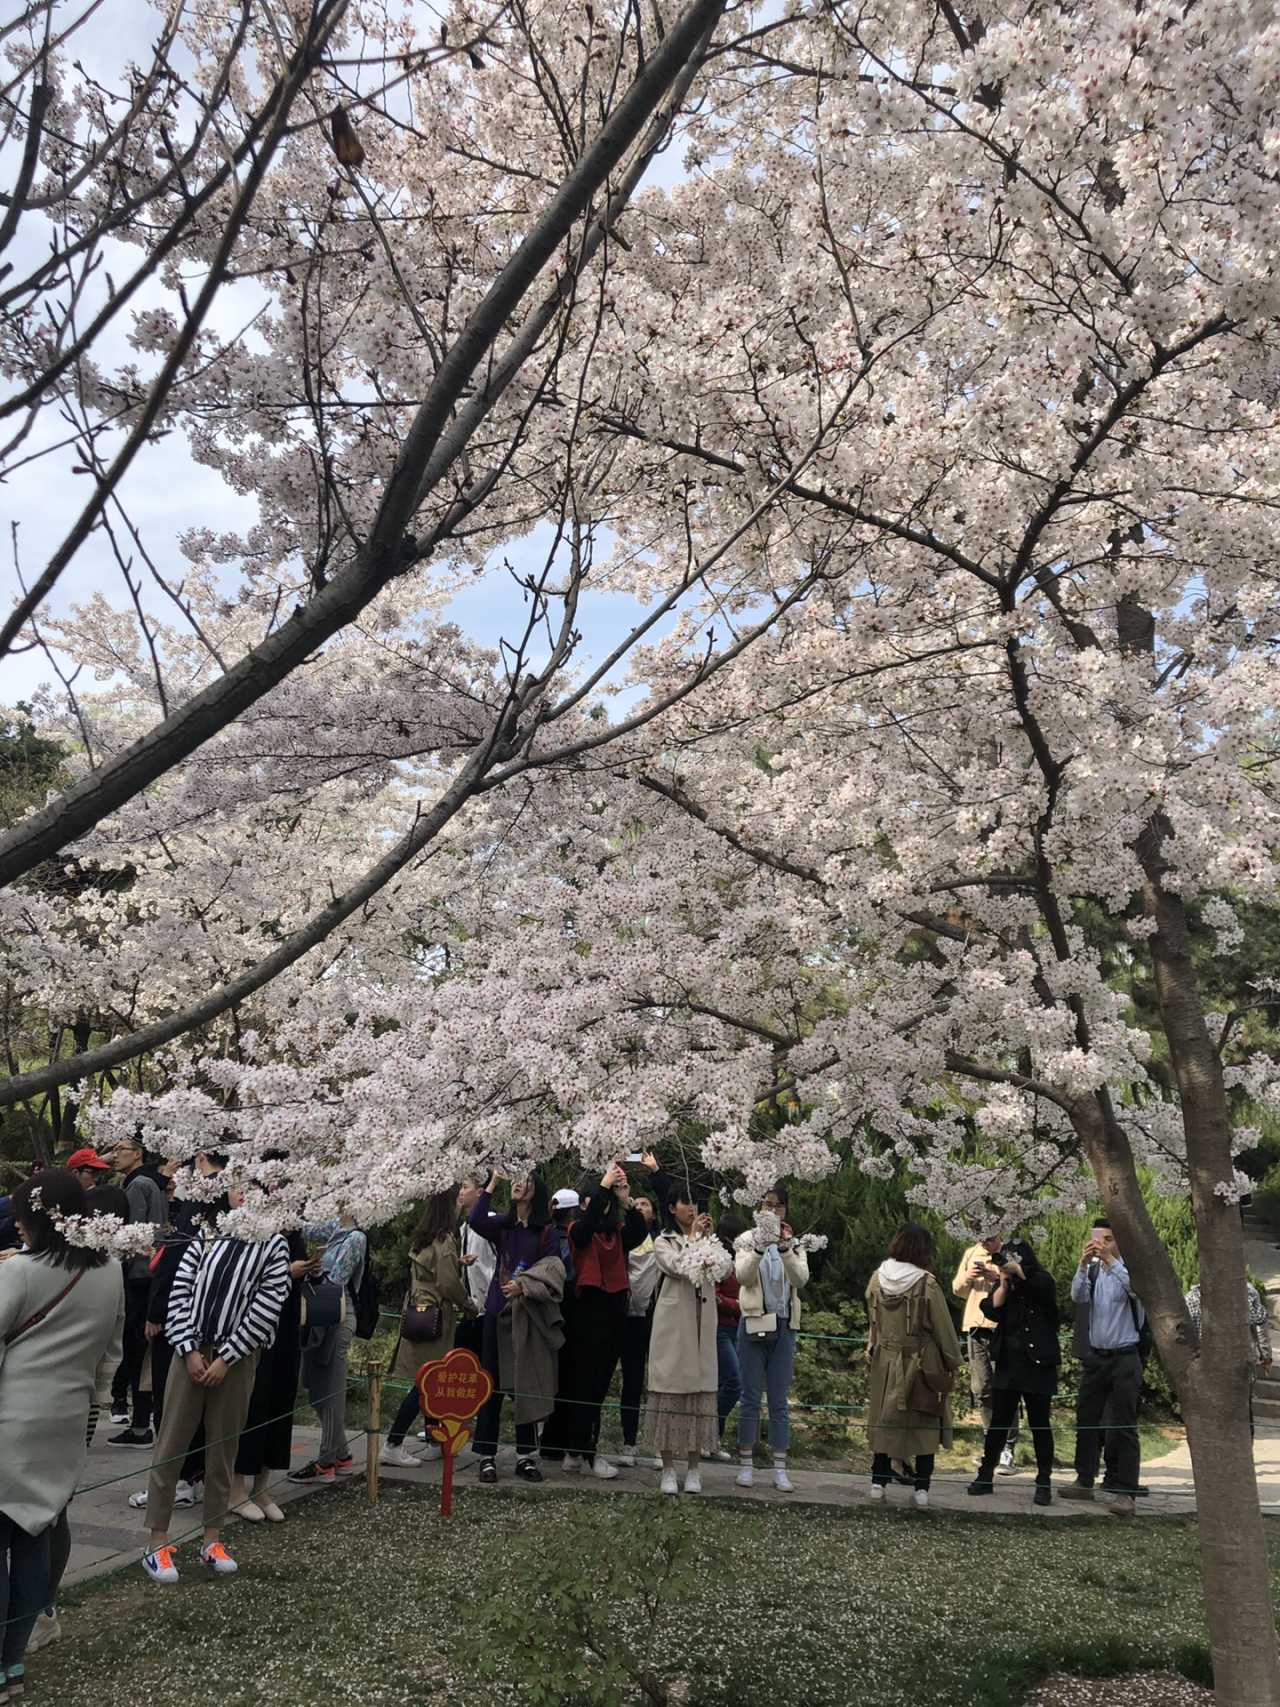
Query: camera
989 1250 1012 1269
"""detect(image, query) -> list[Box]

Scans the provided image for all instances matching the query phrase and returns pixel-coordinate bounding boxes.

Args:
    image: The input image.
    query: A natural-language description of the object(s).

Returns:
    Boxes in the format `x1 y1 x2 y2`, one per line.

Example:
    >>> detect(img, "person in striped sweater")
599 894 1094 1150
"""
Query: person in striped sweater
141 1190 289 1585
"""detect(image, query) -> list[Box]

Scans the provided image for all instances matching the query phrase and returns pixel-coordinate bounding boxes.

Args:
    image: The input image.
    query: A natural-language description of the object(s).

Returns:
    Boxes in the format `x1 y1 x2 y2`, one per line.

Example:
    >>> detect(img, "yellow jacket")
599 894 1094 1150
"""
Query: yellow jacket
952 1242 997 1333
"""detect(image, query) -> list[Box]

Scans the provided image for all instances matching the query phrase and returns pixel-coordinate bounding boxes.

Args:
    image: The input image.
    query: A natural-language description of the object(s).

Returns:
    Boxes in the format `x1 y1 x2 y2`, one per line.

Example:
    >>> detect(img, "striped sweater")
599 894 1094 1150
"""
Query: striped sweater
166 1231 291 1366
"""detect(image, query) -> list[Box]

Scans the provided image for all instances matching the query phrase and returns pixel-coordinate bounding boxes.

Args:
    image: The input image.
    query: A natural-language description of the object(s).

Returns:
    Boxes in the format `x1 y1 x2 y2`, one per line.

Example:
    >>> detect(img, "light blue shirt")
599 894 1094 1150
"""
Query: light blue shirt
1071 1258 1144 1350
759 1244 791 1319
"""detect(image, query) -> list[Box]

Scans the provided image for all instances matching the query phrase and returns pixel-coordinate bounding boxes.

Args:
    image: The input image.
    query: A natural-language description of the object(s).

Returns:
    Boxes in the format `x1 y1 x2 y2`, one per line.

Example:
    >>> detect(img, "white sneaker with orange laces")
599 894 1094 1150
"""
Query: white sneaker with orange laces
142 1546 179 1584
200 1541 238 1575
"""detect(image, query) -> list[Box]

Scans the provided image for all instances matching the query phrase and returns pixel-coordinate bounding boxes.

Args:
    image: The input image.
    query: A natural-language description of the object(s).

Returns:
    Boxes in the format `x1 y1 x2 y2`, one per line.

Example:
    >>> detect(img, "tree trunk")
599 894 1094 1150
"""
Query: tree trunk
1136 820 1280 1707
1072 1096 1278 1706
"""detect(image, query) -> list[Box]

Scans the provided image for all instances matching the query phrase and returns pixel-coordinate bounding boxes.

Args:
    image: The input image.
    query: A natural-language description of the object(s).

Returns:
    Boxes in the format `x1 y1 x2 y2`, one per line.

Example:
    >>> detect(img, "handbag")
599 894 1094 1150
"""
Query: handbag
401 1301 443 1342
300 1276 346 1331
909 1362 956 1416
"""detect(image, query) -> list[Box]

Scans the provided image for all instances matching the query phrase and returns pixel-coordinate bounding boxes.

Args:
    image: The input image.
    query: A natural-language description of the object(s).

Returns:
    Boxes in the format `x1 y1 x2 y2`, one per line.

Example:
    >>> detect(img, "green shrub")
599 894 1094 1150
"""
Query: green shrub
461 1500 698 1706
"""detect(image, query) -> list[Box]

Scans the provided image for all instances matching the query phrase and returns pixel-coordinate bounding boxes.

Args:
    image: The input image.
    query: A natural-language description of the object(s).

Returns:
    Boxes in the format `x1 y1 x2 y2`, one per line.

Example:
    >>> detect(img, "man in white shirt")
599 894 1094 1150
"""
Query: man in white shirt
456 1174 495 1358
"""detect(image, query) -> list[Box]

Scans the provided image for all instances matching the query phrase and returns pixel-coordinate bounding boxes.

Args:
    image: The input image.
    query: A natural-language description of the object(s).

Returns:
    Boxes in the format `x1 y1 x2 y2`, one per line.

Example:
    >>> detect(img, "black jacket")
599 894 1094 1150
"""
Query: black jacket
981 1267 1060 1393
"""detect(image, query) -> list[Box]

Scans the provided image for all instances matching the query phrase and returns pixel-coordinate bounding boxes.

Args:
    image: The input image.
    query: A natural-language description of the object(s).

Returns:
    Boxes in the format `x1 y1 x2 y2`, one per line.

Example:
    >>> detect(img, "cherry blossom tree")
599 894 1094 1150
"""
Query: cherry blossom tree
4 0 1280 1697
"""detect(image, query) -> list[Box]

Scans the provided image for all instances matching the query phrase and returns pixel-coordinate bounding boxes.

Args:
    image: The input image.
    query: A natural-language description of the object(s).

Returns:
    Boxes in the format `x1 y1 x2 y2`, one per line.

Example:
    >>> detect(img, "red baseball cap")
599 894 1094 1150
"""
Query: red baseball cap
66 1147 110 1172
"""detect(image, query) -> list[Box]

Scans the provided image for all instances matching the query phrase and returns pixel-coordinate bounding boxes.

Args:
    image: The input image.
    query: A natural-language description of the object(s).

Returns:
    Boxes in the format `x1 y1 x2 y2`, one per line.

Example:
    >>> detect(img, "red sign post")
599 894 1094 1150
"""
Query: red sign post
416 1347 493 1516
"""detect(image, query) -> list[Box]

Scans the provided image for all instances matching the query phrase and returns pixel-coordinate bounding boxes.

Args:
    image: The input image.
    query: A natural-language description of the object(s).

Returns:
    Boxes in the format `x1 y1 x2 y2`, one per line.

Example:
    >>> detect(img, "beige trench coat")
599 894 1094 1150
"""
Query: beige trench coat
647 1233 719 1396
865 1270 963 1458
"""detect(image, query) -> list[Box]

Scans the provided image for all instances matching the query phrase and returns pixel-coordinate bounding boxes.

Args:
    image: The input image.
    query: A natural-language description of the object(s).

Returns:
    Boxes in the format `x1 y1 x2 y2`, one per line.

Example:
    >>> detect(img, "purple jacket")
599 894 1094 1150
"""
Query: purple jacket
467 1190 555 1316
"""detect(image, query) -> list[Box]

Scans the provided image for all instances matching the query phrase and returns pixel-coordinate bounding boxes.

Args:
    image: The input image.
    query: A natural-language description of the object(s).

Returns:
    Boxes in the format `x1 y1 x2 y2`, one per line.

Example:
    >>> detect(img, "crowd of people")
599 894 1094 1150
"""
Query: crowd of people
0 1144 1271 1700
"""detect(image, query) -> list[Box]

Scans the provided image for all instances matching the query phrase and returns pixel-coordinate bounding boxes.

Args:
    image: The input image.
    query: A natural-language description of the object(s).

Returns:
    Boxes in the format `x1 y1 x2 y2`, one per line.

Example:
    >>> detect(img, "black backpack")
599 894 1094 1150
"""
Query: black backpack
353 1251 381 1340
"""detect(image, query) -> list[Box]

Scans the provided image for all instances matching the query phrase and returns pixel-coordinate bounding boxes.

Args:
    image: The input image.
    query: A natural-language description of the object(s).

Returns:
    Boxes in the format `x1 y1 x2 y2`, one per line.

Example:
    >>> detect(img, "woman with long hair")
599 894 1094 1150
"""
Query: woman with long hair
564 1162 648 1479
468 1169 562 1484
380 1189 474 1467
0 1170 123 1697
643 1182 726 1496
733 1186 810 1493
966 1238 1060 1506
865 1223 962 1508
32 1182 131 1654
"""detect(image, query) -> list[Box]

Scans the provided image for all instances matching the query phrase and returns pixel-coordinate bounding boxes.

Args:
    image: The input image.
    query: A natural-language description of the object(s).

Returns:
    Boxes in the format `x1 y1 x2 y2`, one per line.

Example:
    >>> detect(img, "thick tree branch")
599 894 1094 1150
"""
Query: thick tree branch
0 0 728 891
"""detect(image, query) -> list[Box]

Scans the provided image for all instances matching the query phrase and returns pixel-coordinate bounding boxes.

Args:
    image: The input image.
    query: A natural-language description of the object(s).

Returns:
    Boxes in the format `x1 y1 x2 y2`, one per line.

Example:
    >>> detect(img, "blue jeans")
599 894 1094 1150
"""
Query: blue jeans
736 1322 797 1454
716 1325 742 1437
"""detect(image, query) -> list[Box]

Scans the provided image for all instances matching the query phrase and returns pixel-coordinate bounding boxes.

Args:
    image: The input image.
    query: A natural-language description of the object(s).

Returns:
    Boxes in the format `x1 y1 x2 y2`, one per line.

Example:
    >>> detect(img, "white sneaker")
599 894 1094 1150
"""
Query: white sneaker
616 1448 637 1468
683 1468 702 1494
712 1448 733 1462
174 1479 200 1507
660 1468 679 1496
913 1488 929 1510
418 1443 442 1462
997 1448 1016 1475
200 1541 237 1575
127 1488 148 1509
592 1456 619 1480
380 1444 422 1468
142 1546 179 1584
26 1609 60 1652
869 1483 886 1502
563 1454 585 1475
736 1464 754 1488
773 1465 794 1492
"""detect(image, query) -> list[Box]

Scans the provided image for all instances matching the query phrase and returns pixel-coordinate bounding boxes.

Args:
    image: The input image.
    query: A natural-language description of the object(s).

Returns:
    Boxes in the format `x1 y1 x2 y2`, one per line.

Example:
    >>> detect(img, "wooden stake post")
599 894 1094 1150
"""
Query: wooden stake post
417 1348 493 1517
363 1352 385 1505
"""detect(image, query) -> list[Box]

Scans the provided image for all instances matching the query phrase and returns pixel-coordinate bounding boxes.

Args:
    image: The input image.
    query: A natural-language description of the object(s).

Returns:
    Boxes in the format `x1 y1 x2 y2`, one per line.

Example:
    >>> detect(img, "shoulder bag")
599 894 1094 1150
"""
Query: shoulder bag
4 1267 86 1347
300 1275 346 1331
906 1277 956 1415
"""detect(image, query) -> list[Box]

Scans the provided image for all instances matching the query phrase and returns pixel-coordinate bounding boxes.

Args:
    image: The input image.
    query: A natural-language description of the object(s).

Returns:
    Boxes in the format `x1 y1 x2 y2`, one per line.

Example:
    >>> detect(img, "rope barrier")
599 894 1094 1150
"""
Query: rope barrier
77 1377 357 1494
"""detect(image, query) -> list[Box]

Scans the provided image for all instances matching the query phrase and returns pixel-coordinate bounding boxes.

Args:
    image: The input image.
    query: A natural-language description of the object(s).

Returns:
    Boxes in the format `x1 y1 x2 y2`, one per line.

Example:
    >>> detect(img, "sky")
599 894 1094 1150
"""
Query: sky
0 0 691 717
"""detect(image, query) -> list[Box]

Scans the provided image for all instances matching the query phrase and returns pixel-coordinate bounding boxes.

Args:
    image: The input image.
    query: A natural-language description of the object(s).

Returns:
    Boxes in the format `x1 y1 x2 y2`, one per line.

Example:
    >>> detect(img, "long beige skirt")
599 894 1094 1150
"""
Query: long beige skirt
640 1389 718 1458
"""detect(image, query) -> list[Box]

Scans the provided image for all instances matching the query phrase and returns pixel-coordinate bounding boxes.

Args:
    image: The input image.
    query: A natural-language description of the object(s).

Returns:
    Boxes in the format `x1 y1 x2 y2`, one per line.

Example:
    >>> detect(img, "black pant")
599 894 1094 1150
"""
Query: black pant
569 1288 628 1459
46 1508 71 1611
455 1314 484 1359
473 1313 537 1459
111 1277 154 1430
0 1511 50 1672
388 1384 426 1448
619 1312 652 1447
978 1388 1054 1483
1075 1349 1141 1493
872 1452 935 1490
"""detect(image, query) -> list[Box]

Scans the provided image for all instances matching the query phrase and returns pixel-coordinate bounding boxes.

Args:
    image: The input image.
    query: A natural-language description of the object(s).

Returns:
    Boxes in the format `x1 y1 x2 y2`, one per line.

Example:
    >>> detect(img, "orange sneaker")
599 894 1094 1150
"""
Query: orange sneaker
142 1546 179 1584
200 1541 238 1575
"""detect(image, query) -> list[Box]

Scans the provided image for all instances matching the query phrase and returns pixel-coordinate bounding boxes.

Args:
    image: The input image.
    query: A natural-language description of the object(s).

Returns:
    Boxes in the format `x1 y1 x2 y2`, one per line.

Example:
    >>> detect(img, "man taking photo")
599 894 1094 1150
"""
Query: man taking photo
1061 1218 1145 1517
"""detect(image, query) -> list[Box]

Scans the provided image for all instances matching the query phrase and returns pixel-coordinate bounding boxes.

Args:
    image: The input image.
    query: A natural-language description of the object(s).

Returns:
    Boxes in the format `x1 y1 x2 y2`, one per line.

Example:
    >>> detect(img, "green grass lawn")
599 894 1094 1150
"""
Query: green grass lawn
39 1483 1238 1707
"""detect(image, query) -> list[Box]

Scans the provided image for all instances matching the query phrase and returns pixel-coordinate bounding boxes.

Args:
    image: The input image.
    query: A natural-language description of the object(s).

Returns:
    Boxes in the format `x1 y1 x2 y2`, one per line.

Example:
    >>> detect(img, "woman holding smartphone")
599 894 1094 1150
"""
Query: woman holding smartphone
643 1185 726 1496
467 1170 558 1484
966 1239 1059 1506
